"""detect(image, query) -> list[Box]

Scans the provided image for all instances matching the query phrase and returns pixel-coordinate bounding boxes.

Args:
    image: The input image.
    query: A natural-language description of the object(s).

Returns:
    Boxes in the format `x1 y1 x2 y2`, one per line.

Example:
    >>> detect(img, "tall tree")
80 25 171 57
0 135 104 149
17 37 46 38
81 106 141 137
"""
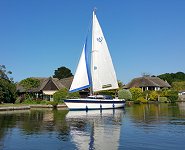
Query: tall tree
0 65 16 103
53 66 73 80
0 65 13 81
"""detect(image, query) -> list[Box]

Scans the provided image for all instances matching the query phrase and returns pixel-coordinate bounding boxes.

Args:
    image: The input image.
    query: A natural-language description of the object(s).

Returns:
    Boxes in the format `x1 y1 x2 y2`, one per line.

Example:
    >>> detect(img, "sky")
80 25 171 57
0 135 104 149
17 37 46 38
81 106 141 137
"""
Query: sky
0 0 185 84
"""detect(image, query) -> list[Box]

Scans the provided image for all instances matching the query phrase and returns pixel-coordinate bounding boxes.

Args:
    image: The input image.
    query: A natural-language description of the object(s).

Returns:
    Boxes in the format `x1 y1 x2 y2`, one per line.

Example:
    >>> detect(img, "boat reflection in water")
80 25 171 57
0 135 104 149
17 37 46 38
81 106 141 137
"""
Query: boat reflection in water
66 109 125 150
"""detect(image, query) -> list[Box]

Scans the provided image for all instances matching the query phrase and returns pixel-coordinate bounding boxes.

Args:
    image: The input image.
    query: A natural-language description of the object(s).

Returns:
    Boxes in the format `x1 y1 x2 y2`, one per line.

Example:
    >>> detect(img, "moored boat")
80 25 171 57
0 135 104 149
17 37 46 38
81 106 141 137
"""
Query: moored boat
64 9 125 110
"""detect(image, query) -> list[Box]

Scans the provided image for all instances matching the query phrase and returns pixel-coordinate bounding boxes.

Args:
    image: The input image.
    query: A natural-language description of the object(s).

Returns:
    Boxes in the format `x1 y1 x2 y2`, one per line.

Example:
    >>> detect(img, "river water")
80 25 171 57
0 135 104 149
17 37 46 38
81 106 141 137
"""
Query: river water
0 103 185 150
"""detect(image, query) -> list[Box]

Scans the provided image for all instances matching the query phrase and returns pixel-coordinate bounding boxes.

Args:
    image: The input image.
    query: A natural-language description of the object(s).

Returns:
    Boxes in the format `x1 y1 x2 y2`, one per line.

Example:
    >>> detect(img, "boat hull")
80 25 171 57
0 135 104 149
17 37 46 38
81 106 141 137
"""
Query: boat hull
64 99 125 110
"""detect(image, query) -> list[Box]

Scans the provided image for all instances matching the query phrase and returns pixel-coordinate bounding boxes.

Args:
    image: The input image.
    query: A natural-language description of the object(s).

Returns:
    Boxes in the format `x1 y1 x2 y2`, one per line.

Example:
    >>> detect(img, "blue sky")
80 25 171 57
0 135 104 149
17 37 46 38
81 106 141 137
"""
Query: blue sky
1 0 185 84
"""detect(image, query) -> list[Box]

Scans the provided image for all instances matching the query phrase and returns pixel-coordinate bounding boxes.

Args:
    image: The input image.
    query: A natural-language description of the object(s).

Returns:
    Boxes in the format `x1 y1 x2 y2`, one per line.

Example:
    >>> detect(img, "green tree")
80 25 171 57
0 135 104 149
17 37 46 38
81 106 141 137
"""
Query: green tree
19 78 40 100
160 89 178 103
129 88 143 101
118 80 124 89
53 88 68 103
0 78 16 103
158 72 185 85
166 90 178 103
0 65 16 103
53 66 73 80
171 81 185 91
53 88 80 107
0 65 12 80
0 87 3 101
20 78 40 92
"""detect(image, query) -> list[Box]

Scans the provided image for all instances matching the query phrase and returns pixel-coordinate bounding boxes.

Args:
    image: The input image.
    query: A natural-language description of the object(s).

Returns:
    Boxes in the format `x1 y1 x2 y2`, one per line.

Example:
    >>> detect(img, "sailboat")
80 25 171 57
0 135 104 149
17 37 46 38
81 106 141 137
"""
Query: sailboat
64 10 125 110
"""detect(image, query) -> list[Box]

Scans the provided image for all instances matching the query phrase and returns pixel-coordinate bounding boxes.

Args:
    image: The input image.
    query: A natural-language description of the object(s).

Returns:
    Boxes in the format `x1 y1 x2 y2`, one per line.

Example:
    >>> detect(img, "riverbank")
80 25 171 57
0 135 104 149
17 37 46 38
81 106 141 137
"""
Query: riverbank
0 104 67 111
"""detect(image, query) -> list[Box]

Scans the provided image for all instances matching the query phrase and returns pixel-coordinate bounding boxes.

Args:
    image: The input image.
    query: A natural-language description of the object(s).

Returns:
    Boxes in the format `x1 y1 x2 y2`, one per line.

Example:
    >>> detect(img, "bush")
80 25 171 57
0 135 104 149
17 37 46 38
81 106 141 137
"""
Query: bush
129 88 143 101
166 90 178 103
118 89 132 100
53 88 68 103
137 97 148 103
161 89 178 103
149 91 158 101
158 97 168 103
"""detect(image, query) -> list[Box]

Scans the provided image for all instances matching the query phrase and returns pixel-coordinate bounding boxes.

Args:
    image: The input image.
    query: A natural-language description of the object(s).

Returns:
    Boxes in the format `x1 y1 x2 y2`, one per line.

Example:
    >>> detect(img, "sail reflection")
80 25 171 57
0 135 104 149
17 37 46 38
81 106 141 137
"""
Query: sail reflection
66 109 124 150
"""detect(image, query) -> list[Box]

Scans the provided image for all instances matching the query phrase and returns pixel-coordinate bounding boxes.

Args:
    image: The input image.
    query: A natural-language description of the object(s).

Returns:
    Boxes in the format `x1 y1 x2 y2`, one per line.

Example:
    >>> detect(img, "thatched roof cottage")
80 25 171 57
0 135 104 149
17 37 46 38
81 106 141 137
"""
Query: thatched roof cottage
123 76 171 91
17 77 73 101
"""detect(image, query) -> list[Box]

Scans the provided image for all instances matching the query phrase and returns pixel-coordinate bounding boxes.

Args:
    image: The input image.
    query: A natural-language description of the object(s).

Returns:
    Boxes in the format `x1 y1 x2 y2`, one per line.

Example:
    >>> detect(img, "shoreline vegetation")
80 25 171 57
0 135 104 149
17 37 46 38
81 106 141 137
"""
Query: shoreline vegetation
0 103 67 111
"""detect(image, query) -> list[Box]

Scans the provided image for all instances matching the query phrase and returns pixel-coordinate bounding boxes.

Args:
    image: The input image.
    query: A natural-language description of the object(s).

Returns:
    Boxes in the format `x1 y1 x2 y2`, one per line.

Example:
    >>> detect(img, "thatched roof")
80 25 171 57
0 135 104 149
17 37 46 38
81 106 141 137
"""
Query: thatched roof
60 76 74 89
16 77 73 93
123 76 171 89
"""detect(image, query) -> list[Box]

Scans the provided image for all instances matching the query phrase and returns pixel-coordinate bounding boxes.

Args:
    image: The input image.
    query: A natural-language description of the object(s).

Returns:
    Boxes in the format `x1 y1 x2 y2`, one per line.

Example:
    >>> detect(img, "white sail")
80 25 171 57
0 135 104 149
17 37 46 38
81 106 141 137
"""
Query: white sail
69 42 91 92
91 11 119 92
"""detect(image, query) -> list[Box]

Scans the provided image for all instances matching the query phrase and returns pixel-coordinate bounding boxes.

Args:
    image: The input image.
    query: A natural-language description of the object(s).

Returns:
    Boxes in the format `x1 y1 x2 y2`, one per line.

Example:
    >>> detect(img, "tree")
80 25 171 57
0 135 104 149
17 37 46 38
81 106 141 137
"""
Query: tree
19 78 40 100
53 88 68 103
118 80 124 89
20 78 40 92
171 81 185 91
0 65 16 103
53 88 80 105
0 65 13 81
53 66 73 80
166 90 178 103
158 72 185 85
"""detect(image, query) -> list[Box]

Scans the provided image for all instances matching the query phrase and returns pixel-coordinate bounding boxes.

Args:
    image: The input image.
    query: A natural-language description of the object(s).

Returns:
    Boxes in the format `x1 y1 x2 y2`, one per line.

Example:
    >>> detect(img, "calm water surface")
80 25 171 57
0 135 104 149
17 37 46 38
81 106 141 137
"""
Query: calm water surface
0 103 185 150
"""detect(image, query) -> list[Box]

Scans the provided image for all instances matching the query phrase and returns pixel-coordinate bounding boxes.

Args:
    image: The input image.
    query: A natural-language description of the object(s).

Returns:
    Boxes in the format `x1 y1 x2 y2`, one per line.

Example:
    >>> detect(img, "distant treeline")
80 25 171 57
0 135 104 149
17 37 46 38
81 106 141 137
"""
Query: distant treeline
157 72 185 85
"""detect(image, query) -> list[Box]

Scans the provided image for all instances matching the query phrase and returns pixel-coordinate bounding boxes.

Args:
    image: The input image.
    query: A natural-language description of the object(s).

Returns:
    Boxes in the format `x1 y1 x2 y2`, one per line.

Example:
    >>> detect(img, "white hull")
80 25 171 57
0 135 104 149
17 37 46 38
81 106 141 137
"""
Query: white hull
64 98 125 110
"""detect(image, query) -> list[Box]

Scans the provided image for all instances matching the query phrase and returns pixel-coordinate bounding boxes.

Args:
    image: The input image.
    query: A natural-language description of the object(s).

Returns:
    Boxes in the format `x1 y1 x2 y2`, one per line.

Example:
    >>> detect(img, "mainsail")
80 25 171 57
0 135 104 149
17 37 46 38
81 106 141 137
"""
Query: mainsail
69 10 118 93
91 11 118 92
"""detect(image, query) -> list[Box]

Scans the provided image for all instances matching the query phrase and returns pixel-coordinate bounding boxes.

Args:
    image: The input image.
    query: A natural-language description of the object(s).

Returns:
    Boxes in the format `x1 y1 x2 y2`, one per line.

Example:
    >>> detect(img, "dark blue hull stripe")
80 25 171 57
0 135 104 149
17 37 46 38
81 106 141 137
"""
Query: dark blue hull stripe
68 107 124 111
64 99 125 104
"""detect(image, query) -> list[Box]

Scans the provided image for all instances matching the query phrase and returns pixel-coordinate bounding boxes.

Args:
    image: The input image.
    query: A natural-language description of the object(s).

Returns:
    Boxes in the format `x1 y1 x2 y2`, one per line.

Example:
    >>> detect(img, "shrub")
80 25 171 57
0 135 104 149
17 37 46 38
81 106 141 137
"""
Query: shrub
53 88 68 103
149 91 158 101
137 97 148 103
166 90 178 103
118 89 132 100
129 88 143 101
158 97 168 103
161 89 178 103
143 90 151 100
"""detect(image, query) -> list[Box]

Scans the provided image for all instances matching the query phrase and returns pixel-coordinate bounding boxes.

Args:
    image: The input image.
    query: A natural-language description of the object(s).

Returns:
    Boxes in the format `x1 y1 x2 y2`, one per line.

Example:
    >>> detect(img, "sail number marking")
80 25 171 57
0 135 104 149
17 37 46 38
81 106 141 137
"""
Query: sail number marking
97 37 103 43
